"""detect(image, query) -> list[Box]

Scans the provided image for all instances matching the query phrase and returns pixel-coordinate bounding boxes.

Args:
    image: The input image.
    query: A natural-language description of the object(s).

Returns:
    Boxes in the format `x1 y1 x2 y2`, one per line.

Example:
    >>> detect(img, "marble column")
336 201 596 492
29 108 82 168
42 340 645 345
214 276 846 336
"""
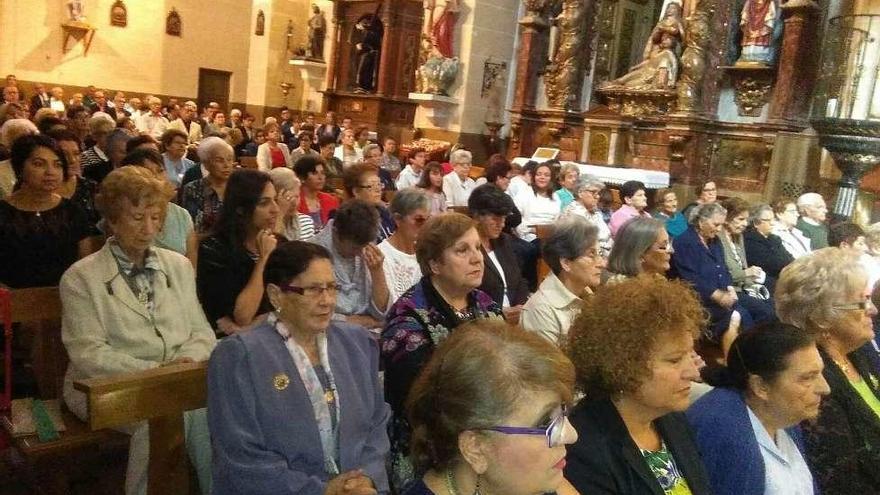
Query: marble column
768 0 820 123
511 5 550 111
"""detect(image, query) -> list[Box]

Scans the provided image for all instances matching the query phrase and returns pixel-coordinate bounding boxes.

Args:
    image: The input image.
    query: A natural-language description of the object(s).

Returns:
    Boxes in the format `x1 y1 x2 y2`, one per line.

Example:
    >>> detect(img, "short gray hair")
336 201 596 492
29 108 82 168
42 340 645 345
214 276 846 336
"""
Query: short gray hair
89 112 116 135
559 162 580 180
607 217 666 277
197 136 233 162
749 203 773 226
796 192 825 210
268 167 301 192
688 202 727 225
575 173 604 193
0 119 37 147
390 187 430 217
450 149 472 165
543 215 599 276
363 143 381 157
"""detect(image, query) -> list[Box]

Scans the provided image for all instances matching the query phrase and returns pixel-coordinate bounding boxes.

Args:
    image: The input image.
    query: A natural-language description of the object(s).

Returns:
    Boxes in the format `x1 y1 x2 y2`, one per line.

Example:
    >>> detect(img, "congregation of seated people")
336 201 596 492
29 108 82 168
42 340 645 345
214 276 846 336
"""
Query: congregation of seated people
4 79 880 495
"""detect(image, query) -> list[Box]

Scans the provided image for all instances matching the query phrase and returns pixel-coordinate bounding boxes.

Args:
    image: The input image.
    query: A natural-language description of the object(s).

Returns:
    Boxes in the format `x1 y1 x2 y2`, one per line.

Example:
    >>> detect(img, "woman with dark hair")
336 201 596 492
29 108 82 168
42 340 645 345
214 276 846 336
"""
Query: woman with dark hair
208 241 390 495
609 180 651 237
295 154 339 231
469 183 529 323
415 160 447 215
0 134 91 287
682 179 718 221
565 275 713 495
381 213 503 491
483 153 513 191
605 217 672 283
197 168 281 334
404 319 579 495
343 162 395 241
687 323 828 495
514 161 560 243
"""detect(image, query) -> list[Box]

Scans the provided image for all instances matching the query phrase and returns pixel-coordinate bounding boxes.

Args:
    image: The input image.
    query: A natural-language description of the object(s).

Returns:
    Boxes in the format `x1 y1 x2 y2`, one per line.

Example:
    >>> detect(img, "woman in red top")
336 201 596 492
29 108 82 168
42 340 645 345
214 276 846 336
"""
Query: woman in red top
256 123 292 171
293 155 339 231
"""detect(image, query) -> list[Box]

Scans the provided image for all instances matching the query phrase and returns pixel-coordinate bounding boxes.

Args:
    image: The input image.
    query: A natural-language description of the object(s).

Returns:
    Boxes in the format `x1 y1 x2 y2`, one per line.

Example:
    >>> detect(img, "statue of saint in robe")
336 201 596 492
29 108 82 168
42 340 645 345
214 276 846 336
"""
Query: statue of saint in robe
737 0 778 65
307 4 327 61
352 15 383 93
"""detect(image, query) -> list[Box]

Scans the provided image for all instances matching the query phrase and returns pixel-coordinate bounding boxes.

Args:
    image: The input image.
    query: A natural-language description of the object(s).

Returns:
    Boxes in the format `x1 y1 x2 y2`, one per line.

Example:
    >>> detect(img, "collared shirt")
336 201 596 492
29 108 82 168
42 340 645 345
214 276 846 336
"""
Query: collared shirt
772 222 811 259
747 407 815 495
442 172 476 207
521 272 587 346
108 237 162 316
395 165 421 190
135 112 170 139
309 222 384 321
180 177 224 233
563 201 613 255
162 153 195 188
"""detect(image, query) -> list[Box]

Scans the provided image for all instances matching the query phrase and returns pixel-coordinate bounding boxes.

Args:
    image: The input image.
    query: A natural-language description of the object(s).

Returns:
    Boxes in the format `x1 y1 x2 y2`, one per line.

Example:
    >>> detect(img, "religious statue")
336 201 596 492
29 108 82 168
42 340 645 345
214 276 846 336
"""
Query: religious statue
677 10 711 112
351 14 383 93
415 0 462 95
66 0 86 22
736 0 779 66
166 8 182 37
306 4 326 61
255 10 265 36
544 0 588 111
602 2 684 90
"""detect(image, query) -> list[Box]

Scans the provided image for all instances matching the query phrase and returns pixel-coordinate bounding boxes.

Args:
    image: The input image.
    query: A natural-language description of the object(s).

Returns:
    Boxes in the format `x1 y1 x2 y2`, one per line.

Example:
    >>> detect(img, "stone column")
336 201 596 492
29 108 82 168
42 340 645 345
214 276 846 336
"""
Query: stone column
376 1 394 96
768 0 820 122
511 3 550 111
324 1 342 91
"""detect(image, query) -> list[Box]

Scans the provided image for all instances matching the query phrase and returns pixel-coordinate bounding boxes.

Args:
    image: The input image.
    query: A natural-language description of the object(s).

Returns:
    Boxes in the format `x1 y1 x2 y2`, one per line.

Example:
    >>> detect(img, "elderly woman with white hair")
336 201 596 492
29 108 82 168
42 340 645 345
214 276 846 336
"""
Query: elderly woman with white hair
0 118 38 199
267 167 315 241
563 173 612 255
671 202 753 356
442 148 477 207
521 215 606 346
179 137 234 233
775 248 880 493
80 112 118 183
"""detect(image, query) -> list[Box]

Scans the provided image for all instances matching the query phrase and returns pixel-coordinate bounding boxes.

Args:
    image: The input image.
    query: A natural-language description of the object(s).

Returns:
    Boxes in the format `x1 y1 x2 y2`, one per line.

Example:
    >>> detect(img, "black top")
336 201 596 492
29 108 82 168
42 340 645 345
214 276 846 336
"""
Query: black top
196 234 274 332
0 199 90 288
565 397 713 495
742 226 793 292
478 233 530 307
803 346 880 493
69 176 100 234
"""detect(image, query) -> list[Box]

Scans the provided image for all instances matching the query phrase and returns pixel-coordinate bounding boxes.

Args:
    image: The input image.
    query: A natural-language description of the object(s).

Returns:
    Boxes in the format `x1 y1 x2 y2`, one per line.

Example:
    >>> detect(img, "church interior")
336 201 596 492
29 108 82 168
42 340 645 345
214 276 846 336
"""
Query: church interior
2 0 880 493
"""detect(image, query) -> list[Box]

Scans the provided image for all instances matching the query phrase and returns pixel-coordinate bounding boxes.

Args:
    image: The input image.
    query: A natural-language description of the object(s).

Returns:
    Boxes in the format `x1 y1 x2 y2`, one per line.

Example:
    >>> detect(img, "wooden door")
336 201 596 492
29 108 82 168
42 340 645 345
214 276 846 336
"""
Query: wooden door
197 68 231 111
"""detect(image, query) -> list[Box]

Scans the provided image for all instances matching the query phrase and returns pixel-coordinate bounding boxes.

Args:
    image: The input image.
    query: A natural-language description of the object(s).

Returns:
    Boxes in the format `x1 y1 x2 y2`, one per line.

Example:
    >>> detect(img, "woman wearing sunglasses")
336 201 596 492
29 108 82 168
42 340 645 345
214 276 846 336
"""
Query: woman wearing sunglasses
208 241 391 495
565 274 713 494
403 318 579 495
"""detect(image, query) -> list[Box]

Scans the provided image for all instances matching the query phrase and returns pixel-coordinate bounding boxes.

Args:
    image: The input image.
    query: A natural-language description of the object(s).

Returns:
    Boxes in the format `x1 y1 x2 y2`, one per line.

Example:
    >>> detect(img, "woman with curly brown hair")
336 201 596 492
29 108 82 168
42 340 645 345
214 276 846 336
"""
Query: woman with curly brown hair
564 274 713 495
404 319 579 495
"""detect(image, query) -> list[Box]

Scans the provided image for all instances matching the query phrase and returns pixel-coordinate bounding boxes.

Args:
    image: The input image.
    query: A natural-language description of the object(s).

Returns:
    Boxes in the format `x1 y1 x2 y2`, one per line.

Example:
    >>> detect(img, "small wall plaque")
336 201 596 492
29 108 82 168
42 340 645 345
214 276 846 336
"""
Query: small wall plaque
166 8 182 37
110 0 127 27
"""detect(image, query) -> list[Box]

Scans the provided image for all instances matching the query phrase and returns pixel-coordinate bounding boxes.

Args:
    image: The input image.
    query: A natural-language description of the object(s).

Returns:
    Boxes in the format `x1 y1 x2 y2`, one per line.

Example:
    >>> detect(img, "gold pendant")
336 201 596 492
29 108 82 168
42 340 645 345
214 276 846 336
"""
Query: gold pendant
325 390 335 403
273 373 290 391
138 291 149 306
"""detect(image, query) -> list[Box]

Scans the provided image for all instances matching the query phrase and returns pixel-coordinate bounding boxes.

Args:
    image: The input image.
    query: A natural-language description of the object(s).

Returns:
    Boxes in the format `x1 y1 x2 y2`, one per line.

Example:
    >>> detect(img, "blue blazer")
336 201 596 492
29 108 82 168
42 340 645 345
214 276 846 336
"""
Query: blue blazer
686 387 815 495
207 320 391 495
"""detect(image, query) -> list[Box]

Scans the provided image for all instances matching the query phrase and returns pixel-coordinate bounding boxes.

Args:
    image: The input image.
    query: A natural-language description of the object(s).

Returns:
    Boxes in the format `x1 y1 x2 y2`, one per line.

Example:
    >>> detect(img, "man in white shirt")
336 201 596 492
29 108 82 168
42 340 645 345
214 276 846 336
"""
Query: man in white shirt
135 96 169 139
396 147 426 189
442 148 477 207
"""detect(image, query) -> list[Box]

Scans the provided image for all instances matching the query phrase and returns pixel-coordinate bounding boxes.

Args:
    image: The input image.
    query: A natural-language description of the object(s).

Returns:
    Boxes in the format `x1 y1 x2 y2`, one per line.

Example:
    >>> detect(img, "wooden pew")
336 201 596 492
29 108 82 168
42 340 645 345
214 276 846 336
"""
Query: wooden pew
75 361 208 495
0 285 128 494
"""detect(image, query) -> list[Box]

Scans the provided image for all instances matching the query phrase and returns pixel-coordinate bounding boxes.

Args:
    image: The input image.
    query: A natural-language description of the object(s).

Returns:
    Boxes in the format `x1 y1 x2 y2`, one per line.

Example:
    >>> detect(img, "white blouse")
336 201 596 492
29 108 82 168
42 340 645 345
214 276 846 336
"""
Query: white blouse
514 189 561 242
377 239 422 307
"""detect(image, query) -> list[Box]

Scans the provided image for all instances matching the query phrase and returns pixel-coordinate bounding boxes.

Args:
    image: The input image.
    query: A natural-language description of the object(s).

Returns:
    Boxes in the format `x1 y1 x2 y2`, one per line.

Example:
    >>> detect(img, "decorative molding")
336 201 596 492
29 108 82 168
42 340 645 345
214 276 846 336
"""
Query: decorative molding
600 88 677 117
722 66 775 117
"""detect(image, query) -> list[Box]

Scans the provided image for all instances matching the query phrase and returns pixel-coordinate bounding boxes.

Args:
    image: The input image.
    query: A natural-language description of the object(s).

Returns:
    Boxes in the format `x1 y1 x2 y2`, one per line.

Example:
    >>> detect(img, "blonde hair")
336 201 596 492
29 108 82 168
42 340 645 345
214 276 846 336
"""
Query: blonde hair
96 166 173 223
775 247 866 333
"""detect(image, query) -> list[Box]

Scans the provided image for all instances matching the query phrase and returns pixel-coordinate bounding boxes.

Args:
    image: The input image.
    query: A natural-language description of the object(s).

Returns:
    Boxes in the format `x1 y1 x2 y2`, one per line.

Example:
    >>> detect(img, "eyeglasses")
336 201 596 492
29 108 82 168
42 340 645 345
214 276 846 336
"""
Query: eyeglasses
357 182 382 191
583 189 602 196
482 405 569 448
278 282 338 298
833 300 873 311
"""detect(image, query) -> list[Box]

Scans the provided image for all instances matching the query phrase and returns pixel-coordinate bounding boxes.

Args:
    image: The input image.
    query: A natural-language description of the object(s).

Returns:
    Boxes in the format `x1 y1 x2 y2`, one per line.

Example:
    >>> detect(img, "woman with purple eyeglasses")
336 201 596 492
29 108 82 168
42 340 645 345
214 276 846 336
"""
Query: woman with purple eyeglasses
403 319 580 495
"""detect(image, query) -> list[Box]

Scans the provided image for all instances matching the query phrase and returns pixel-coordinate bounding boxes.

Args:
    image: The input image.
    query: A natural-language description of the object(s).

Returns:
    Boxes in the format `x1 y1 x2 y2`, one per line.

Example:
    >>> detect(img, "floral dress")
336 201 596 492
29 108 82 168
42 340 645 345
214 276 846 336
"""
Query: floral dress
381 277 503 491
641 443 694 495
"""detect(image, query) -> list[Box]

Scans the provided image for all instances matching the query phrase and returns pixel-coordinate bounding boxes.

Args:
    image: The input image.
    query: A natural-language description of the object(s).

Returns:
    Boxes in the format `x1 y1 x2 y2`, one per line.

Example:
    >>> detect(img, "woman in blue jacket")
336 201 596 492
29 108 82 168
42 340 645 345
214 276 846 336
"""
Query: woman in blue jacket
687 322 829 495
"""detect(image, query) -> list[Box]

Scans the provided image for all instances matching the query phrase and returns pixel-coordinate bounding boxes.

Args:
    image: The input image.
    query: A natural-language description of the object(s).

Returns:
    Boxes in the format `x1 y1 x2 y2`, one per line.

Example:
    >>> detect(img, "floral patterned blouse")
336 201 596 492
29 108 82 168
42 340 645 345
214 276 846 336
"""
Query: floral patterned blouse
381 276 503 491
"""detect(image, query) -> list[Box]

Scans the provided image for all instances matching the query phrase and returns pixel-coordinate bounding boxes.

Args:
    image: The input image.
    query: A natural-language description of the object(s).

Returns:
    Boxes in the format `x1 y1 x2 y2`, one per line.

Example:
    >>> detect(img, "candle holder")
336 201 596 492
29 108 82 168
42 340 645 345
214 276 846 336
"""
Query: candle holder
811 14 880 218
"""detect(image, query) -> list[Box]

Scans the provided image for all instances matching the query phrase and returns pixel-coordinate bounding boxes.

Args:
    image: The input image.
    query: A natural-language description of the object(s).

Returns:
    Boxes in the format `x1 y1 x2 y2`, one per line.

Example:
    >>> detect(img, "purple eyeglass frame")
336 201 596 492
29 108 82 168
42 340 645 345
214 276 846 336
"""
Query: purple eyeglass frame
481 405 569 448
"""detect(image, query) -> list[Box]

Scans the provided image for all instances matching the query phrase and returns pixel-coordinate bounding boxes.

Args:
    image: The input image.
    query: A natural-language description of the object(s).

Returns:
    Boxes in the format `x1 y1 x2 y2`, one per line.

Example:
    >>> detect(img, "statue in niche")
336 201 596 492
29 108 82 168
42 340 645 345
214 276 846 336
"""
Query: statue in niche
544 0 587 110
110 0 127 27
602 2 684 90
255 10 265 36
307 4 326 60
677 10 711 112
736 0 779 66
415 0 461 95
351 13 383 93
166 8 182 37
66 0 86 22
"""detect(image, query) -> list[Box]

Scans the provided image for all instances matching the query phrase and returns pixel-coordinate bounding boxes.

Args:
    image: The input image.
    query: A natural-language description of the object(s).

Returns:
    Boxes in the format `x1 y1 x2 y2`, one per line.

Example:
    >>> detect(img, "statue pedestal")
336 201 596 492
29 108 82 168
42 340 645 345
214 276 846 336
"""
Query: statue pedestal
290 59 327 113
721 66 776 117
408 93 458 128
61 21 96 56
